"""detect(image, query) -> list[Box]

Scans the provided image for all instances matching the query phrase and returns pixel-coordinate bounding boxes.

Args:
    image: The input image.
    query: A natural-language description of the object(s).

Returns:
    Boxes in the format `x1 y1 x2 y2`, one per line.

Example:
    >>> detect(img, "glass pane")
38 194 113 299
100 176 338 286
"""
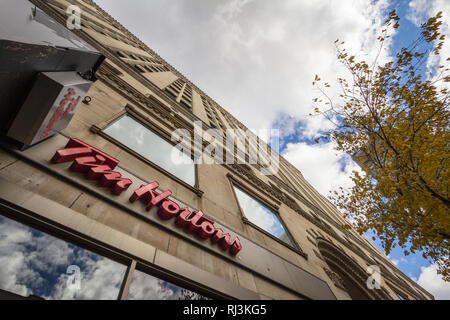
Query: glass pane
0 215 127 300
397 293 407 300
127 269 209 300
103 115 195 186
233 186 296 248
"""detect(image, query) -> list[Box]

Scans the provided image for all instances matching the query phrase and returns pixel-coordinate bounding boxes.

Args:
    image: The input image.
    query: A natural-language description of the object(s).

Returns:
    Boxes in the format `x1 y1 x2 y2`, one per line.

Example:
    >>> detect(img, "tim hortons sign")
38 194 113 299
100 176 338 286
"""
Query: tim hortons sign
50 138 242 255
7 72 92 148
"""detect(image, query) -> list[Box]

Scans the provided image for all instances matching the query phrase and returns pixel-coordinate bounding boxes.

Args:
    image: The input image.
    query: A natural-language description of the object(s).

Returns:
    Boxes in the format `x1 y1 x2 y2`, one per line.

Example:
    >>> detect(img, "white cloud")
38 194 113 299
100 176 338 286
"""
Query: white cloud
127 269 177 300
416 264 450 300
302 115 337 140
282 140 360 198
406 0 434 25
0 218 45 297
95 0 392 136
49 257 126 300
407 0 450 84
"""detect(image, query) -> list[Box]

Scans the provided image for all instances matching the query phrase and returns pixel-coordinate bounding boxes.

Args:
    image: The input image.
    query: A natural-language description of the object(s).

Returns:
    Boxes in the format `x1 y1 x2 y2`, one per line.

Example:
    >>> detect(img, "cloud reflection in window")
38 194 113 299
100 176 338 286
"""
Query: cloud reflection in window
0 216 127 300
103 115 196 186
127 269 209 300
233 186 296 247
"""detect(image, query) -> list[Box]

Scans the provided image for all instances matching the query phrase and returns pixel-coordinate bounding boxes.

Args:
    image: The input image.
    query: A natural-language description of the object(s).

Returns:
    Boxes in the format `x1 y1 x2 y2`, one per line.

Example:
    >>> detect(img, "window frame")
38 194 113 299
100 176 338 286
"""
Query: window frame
227 173 307 258
92 105 203 197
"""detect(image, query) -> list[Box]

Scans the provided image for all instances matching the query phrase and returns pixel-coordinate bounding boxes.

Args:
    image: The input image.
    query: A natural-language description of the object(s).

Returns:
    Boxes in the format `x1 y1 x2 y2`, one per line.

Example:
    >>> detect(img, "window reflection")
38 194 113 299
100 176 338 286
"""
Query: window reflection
397 293 407 300
0 216 127 300
127 269 209 300
233 186 296 248
103 115 196 186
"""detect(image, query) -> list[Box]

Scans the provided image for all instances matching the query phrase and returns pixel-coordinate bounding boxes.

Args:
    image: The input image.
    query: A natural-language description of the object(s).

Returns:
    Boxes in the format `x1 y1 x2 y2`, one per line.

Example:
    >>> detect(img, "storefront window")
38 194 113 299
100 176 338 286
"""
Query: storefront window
0 216 127 300
103 115 195 187
233 185 296 248
127 269 209 300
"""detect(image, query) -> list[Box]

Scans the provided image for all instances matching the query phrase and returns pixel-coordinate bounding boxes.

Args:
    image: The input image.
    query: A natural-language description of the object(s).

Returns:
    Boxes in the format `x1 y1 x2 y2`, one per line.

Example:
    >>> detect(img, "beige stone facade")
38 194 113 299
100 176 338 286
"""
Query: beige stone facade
0 0 433 300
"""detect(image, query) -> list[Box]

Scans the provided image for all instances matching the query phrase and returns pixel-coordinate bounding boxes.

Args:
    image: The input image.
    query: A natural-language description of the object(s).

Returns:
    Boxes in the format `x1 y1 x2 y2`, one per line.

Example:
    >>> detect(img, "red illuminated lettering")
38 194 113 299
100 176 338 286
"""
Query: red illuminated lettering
130 182 242 255
51 139 242 255
198 218 216 239
129 182 172 211
51 138 119 169
176 210 204 233
100 172 133 195
212 228 242 255
51 138 131 195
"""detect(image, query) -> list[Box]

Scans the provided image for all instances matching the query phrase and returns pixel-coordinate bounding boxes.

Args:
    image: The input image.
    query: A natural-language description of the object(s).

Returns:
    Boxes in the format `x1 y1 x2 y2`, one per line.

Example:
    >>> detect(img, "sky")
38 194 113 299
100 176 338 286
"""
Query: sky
95 0 450 299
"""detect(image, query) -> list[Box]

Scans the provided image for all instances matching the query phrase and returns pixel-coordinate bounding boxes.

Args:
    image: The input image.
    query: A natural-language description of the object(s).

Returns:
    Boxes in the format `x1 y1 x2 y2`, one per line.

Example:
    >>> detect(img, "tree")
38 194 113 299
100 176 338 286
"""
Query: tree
312 10 450 281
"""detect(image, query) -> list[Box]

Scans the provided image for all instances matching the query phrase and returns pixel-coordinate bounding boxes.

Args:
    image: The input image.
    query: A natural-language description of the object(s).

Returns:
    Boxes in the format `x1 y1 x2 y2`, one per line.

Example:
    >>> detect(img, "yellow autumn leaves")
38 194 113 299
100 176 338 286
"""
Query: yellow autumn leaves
312 10 450 281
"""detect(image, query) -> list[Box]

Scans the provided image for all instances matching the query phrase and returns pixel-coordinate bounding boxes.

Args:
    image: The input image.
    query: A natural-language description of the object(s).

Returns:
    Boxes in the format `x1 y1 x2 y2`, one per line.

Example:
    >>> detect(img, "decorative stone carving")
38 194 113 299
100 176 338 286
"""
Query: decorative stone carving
324 267 347 291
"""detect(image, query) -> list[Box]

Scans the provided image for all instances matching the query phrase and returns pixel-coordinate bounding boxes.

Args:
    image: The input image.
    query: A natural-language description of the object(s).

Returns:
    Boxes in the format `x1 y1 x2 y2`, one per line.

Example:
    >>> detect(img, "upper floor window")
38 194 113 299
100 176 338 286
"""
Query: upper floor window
133 64 146 73
103 114 195 187
232 185 296 248
397 293 408 300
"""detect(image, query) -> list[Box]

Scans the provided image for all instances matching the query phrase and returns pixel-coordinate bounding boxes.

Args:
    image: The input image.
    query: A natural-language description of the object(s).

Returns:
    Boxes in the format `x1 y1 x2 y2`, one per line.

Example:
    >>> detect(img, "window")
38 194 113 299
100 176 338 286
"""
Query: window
232 185 296 248
133 64 146 73
0 215 127 300
103 114 196 187
127 269 209 300
397 293 408 300
116 50 127 58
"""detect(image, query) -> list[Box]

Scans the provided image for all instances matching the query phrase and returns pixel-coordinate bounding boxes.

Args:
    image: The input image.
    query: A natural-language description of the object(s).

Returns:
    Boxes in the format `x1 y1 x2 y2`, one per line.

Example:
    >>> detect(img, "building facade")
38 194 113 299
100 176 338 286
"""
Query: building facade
0 0 433 300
